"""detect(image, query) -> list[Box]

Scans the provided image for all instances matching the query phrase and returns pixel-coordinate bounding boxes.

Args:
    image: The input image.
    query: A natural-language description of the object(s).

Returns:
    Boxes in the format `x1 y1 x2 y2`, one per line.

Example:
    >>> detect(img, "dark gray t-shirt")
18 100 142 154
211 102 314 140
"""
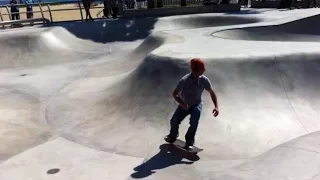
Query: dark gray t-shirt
175 73 213 106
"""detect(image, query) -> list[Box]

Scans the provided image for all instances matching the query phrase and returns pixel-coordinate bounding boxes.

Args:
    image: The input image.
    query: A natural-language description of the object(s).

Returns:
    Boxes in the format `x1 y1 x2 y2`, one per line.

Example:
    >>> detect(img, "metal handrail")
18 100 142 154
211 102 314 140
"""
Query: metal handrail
0 17 50 24
2 10 44 14
0 3 52 28
0 0 101 24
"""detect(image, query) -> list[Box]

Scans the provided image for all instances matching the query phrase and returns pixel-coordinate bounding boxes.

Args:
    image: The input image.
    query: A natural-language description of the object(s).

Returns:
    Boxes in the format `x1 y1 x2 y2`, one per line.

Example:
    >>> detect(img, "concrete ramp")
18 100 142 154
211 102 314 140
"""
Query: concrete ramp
214 131 320 180
45 53 320 160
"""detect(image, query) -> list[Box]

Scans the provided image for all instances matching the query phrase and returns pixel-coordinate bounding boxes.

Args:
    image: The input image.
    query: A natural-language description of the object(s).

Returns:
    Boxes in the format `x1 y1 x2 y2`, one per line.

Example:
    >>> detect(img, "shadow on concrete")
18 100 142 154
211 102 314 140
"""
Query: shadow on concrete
51 18 158 44
49 14 264 44
130 144 195 179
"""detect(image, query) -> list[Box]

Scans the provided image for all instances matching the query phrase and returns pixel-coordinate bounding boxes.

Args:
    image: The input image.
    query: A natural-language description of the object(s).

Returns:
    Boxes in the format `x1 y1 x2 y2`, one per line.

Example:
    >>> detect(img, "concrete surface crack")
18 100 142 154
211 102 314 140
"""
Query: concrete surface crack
310 171 320 180
274 56 309 133
43 62 88 130
281 145 320 154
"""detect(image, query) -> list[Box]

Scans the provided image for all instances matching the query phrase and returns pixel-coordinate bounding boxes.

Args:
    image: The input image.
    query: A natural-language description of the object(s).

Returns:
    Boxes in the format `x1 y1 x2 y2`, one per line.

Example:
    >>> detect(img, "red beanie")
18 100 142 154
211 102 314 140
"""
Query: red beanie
190 58 205 73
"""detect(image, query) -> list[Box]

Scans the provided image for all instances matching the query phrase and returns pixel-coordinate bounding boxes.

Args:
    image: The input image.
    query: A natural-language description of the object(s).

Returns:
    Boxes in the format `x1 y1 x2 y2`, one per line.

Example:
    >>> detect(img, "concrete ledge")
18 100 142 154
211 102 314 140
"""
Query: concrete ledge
291 0 309 8
251 1 281 8
121 4 240 18
0 18 51 26
250 0 310 8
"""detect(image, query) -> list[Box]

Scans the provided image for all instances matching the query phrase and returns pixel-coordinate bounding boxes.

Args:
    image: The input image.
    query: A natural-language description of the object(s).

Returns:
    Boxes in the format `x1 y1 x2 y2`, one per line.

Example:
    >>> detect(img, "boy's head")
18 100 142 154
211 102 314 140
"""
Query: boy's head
190 58 205 76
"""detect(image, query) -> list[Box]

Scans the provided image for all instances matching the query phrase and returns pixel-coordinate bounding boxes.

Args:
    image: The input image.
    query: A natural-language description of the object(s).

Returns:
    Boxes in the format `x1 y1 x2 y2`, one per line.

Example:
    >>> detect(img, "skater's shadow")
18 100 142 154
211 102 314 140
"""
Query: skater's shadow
130 144 198 179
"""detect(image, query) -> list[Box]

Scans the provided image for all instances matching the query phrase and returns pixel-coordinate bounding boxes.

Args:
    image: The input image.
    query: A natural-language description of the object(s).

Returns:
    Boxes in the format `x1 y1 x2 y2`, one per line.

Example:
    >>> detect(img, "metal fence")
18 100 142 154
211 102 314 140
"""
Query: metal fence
0 1 103 23
0 0 205 29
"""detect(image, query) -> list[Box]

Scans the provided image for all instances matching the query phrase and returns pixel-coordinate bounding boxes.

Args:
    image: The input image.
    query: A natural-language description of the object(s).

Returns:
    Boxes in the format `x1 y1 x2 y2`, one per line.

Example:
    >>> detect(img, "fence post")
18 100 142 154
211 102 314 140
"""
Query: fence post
38 3 46 24
77 1 83 21
0 7 3 21
5 6 11 20
180 0 186 6
0 7 4 29
38 3 44 19
46 4 53 22
147 0 156 8
157 0 164 7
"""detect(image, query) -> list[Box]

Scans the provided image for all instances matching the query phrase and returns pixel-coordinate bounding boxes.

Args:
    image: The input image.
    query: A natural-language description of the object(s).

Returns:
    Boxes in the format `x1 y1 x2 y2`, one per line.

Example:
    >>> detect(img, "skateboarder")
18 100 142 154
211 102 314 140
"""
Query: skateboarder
165 58 219 150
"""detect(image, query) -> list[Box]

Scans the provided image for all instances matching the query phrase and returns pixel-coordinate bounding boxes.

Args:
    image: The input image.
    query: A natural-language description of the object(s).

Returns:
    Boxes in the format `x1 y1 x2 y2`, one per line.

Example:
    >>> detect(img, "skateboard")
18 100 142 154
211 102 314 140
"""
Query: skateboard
165 138 203 158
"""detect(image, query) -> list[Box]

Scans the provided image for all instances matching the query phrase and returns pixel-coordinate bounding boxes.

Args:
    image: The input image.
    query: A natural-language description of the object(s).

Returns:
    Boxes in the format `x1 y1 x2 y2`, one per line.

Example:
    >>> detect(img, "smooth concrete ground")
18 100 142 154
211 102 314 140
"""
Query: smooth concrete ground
1 8 320 180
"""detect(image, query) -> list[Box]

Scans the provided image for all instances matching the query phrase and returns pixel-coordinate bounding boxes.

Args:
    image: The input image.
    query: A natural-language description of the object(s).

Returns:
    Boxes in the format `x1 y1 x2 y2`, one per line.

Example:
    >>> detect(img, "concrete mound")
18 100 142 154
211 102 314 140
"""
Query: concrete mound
83 31 184 77
0 27 141 69
45 53 320 160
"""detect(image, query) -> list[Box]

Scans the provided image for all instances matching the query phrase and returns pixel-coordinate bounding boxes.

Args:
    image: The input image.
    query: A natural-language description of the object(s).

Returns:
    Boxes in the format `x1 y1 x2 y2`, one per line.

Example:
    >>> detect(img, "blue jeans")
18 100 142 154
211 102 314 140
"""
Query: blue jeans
168 103 203 145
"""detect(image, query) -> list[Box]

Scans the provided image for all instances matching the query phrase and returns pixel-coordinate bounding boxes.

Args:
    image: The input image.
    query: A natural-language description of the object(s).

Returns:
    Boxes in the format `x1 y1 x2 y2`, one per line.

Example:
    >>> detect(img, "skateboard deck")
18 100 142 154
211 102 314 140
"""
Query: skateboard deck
165 137 203 158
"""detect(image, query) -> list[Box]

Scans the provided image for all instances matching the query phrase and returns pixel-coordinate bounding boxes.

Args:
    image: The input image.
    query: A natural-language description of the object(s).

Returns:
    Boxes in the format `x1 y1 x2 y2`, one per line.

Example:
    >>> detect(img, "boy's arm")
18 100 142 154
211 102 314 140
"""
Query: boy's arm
208 89 218 109
172 77 186 106
208 89 219 117
204 77 219 116
172 89 184 105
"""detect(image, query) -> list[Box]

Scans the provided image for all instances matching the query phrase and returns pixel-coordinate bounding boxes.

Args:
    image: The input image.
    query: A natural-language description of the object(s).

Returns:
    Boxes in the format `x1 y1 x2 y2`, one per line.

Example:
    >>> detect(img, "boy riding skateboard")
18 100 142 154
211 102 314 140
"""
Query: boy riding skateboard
165 58 219 150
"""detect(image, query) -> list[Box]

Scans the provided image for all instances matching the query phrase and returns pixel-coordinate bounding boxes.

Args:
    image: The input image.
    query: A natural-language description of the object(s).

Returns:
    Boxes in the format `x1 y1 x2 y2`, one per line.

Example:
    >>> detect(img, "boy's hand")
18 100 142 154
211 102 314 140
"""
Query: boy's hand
181 103 189 110
212 107 219 117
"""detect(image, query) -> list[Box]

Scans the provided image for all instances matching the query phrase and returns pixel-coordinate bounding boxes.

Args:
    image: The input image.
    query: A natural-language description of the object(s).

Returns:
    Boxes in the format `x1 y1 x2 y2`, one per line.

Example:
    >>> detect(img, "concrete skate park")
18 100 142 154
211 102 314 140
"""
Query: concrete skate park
2 5 320 180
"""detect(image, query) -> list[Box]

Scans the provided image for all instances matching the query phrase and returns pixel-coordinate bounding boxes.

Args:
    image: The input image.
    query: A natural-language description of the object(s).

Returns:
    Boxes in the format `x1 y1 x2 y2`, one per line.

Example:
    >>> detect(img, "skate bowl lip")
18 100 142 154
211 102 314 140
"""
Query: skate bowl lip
104 4 242 19
210 26 320 42
210 13 320 42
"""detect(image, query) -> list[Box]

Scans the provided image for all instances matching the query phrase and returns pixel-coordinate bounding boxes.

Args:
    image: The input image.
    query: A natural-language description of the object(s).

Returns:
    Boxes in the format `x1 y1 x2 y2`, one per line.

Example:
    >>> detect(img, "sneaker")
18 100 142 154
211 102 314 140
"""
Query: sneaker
184 144 194 151
184 141 194 151
164 135 176 143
